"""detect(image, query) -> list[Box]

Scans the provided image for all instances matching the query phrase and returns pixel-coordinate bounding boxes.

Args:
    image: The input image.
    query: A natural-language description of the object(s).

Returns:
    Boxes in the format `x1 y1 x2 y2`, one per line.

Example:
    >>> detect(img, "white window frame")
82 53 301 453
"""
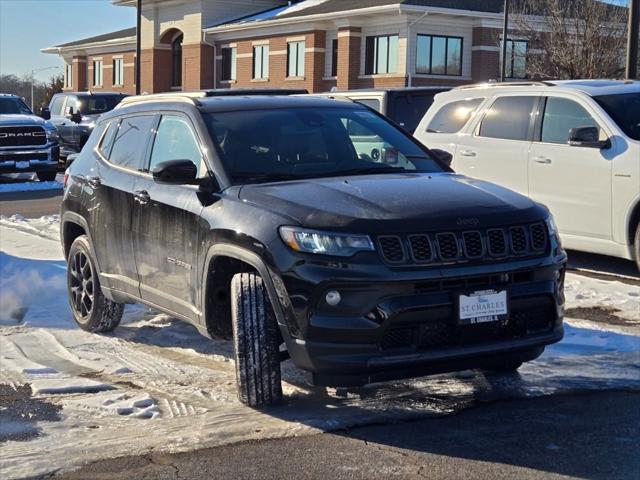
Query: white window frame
113 58 124 86
64 64 73 88
253 44 269 80
93 59 103 87
287 40 305 78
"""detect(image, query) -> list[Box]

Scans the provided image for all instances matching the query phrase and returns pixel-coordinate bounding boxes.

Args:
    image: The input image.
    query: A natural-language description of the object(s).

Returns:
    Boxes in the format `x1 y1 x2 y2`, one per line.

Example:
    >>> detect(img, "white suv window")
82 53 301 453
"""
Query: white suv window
540 97 599 144
478 96 537 141
426 98 484 134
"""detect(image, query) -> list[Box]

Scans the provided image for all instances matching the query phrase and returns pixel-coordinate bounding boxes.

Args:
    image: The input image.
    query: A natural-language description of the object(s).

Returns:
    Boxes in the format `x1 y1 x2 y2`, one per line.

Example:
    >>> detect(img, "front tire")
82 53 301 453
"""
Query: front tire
67 235 124 333
230 272 283 407
37 171 57 182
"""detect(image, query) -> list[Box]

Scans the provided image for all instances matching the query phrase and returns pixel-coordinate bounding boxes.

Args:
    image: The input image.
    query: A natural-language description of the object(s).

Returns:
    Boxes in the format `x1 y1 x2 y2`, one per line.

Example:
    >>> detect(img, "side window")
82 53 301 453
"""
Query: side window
354 98 381 112
478 96 537 141
427 98 483 134
65 97 79 115
108 115 155 170
50 96 65 116
541 97 599 144
150 115 205 177
390 93 436 132
99 119 119 158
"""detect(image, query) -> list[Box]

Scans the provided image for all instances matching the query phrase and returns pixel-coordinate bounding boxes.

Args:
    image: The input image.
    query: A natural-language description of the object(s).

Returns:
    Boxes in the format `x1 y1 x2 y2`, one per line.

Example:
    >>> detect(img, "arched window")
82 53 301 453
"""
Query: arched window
172 33 183 88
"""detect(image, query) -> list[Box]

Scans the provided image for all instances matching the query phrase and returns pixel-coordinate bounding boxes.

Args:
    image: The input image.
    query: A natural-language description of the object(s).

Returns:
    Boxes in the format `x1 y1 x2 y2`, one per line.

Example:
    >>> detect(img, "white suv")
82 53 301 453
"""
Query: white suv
415 80 640 270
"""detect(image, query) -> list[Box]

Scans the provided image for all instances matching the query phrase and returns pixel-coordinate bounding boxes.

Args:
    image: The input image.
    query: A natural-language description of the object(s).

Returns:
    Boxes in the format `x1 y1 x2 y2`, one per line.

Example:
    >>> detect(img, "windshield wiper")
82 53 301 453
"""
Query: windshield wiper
314 166 408 178
232 172 304 183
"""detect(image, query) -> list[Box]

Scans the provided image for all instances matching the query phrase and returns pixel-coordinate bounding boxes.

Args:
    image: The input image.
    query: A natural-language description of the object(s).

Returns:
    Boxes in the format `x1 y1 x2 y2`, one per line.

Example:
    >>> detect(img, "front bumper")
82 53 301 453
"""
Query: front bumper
273 248 566 386
0 145 60 174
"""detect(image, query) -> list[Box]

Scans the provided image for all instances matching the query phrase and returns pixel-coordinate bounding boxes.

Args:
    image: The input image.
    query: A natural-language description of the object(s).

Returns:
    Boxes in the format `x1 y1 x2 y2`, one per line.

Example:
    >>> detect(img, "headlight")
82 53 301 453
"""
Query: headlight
46 129 59 142
545 213 562 247
279 226 374 257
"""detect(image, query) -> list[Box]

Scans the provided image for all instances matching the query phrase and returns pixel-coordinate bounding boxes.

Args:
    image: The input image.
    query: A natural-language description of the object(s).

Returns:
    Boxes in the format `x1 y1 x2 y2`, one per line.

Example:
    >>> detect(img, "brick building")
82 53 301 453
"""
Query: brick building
43 0 530 94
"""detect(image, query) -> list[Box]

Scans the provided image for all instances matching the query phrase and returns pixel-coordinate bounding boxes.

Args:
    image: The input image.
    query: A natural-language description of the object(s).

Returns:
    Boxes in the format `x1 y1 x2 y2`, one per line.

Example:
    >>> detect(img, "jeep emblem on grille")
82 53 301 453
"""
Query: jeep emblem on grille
457 217 480 227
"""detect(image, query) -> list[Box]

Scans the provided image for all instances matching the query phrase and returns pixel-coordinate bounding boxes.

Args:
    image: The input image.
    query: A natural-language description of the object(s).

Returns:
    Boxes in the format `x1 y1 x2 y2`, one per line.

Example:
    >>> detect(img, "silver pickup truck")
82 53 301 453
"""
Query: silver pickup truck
0 94 60 181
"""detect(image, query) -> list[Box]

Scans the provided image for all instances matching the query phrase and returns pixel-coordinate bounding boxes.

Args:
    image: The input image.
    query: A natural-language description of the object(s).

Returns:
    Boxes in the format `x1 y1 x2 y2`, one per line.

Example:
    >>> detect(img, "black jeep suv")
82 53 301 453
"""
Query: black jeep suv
61 93 566 406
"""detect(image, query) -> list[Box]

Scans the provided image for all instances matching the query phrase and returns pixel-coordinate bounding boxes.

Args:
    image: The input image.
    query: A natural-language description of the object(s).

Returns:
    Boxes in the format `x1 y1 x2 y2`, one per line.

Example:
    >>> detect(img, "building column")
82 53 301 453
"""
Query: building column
307 30 326 93
140 48 171 93
336 26 362 90
182 42 215 90
471 26 501 82
71 56 87 92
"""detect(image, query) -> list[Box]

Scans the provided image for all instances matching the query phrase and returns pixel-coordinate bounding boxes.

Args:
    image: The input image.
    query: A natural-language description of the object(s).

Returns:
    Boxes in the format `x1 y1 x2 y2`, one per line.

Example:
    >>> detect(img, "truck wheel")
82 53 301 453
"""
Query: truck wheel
67 235 124 333
634 224 640 272
37 171 57 182
230 272 283 407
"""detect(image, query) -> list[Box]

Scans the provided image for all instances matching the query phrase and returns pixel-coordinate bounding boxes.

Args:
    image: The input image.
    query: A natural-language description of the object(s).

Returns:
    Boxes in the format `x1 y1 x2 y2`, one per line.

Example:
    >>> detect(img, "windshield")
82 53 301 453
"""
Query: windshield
78 95 125 115
594 93 640 141
204 107 443 184
0 97 33 115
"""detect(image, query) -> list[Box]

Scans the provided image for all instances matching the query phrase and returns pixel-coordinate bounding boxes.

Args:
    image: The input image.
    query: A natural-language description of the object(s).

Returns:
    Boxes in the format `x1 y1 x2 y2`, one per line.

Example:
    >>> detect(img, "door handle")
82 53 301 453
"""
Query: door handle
134 190 150 205
533 156 552 164
87 176 101 188
459 149 477 157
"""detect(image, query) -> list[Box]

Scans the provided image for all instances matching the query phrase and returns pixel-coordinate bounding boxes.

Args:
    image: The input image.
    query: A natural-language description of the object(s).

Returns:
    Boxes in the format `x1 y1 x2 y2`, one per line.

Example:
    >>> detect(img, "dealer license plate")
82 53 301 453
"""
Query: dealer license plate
459 290 508 325
16 161 30 169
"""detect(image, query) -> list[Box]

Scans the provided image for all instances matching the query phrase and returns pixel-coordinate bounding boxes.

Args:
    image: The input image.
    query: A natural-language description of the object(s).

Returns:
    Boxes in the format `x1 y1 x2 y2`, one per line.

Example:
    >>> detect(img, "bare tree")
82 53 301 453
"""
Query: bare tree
511 0 630 79
0 73 63 111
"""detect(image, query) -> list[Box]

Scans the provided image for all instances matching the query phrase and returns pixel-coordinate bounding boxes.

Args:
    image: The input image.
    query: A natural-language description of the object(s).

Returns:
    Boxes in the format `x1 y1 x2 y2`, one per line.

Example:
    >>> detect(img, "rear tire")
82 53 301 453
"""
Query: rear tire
634 223 640 273
36 171 57 182
230 272 283 407
67 235 124 333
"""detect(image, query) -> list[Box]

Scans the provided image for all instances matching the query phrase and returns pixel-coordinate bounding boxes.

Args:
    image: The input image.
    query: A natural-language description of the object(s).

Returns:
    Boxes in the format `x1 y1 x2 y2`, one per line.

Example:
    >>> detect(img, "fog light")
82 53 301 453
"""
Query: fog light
325 290 341 306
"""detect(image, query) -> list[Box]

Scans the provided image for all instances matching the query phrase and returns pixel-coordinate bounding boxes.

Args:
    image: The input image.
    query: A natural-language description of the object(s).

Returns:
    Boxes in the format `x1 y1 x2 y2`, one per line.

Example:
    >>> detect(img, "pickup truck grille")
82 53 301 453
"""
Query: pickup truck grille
378 223 548 265
0 126 47 147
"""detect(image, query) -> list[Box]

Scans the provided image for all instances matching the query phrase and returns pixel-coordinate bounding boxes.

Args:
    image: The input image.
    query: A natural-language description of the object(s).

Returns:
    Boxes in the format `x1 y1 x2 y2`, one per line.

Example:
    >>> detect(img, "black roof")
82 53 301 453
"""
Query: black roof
54 27 136 48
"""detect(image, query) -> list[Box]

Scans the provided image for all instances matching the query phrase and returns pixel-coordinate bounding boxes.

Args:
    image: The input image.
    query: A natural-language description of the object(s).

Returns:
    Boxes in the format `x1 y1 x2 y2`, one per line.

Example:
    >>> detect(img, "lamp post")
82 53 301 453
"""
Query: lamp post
136 0 142 94
500 0 510 82
627 0 639 80
30 66 62 111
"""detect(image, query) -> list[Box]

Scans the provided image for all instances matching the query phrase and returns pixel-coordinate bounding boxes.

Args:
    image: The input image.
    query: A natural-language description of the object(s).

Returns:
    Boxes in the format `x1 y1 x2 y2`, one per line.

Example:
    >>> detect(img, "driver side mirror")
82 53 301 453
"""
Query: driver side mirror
568 126 611 149
152 159 198 185
39 107 51 120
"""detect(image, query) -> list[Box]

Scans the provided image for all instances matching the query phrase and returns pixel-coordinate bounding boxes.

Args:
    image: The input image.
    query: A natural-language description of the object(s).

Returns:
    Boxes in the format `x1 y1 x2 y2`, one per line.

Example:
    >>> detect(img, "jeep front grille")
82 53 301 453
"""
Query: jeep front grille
377 223 548 265
0 126 47 147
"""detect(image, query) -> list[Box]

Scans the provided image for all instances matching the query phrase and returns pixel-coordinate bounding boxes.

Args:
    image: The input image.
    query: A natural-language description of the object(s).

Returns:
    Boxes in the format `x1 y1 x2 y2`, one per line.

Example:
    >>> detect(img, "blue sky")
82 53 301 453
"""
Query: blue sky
0 0 631 83
0 0 135 82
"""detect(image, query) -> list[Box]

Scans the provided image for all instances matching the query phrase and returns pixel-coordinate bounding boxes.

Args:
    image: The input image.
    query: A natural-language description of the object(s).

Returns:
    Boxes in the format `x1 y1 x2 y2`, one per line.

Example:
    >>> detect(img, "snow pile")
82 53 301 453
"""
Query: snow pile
565 274 639 321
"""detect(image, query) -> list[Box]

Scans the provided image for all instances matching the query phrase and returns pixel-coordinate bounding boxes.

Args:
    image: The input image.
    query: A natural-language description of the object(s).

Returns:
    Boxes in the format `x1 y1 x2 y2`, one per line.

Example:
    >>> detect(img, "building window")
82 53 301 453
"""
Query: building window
221 47 237 81
365 35 399 75
505 39 528 79
64 64 73 88
287 40 305 77
113 58 124 86
416 34 462 76
93 60 103 87
253 44 269 79
172 33 183 88
331 38 339 77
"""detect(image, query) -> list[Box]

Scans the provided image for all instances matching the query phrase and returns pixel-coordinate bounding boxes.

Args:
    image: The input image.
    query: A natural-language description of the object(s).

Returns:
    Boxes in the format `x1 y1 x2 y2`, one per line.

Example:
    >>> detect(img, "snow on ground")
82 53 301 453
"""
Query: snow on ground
0 173 63 193
0 216 639 479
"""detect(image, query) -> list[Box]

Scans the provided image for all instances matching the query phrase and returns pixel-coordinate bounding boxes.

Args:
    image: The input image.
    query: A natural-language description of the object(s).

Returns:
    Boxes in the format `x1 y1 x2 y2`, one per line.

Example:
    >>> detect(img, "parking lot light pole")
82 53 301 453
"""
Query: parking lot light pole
500 0 510 82
627 0 639 80
136 0 142 95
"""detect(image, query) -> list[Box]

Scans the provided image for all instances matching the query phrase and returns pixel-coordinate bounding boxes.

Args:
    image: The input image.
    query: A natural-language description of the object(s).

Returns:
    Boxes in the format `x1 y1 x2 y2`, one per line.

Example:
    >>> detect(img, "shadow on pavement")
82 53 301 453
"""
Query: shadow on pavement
566 249 638 278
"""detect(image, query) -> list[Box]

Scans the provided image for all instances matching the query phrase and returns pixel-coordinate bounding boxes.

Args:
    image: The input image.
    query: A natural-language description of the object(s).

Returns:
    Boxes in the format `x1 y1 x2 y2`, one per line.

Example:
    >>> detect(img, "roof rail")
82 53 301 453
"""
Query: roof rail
116 92 205 109
454 80 555 90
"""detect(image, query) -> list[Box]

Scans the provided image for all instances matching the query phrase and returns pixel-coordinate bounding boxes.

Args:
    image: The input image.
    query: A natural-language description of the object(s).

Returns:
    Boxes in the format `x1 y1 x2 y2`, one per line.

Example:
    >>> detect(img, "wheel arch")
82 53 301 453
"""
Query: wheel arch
201 243 286 339
61 212 96 266
627 197 640 247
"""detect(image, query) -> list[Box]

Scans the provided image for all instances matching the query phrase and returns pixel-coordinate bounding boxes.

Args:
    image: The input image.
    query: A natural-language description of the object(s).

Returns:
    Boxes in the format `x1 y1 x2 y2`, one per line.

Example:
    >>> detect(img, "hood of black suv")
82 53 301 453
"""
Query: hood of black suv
239 173 547 233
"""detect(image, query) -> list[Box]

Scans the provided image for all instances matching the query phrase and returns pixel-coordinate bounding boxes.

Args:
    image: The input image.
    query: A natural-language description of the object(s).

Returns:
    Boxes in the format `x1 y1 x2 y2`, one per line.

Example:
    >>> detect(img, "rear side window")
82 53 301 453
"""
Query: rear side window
426 98 483 134
99 120 119 158
108 115 155 170
540 97 598 144
478 96 537 141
